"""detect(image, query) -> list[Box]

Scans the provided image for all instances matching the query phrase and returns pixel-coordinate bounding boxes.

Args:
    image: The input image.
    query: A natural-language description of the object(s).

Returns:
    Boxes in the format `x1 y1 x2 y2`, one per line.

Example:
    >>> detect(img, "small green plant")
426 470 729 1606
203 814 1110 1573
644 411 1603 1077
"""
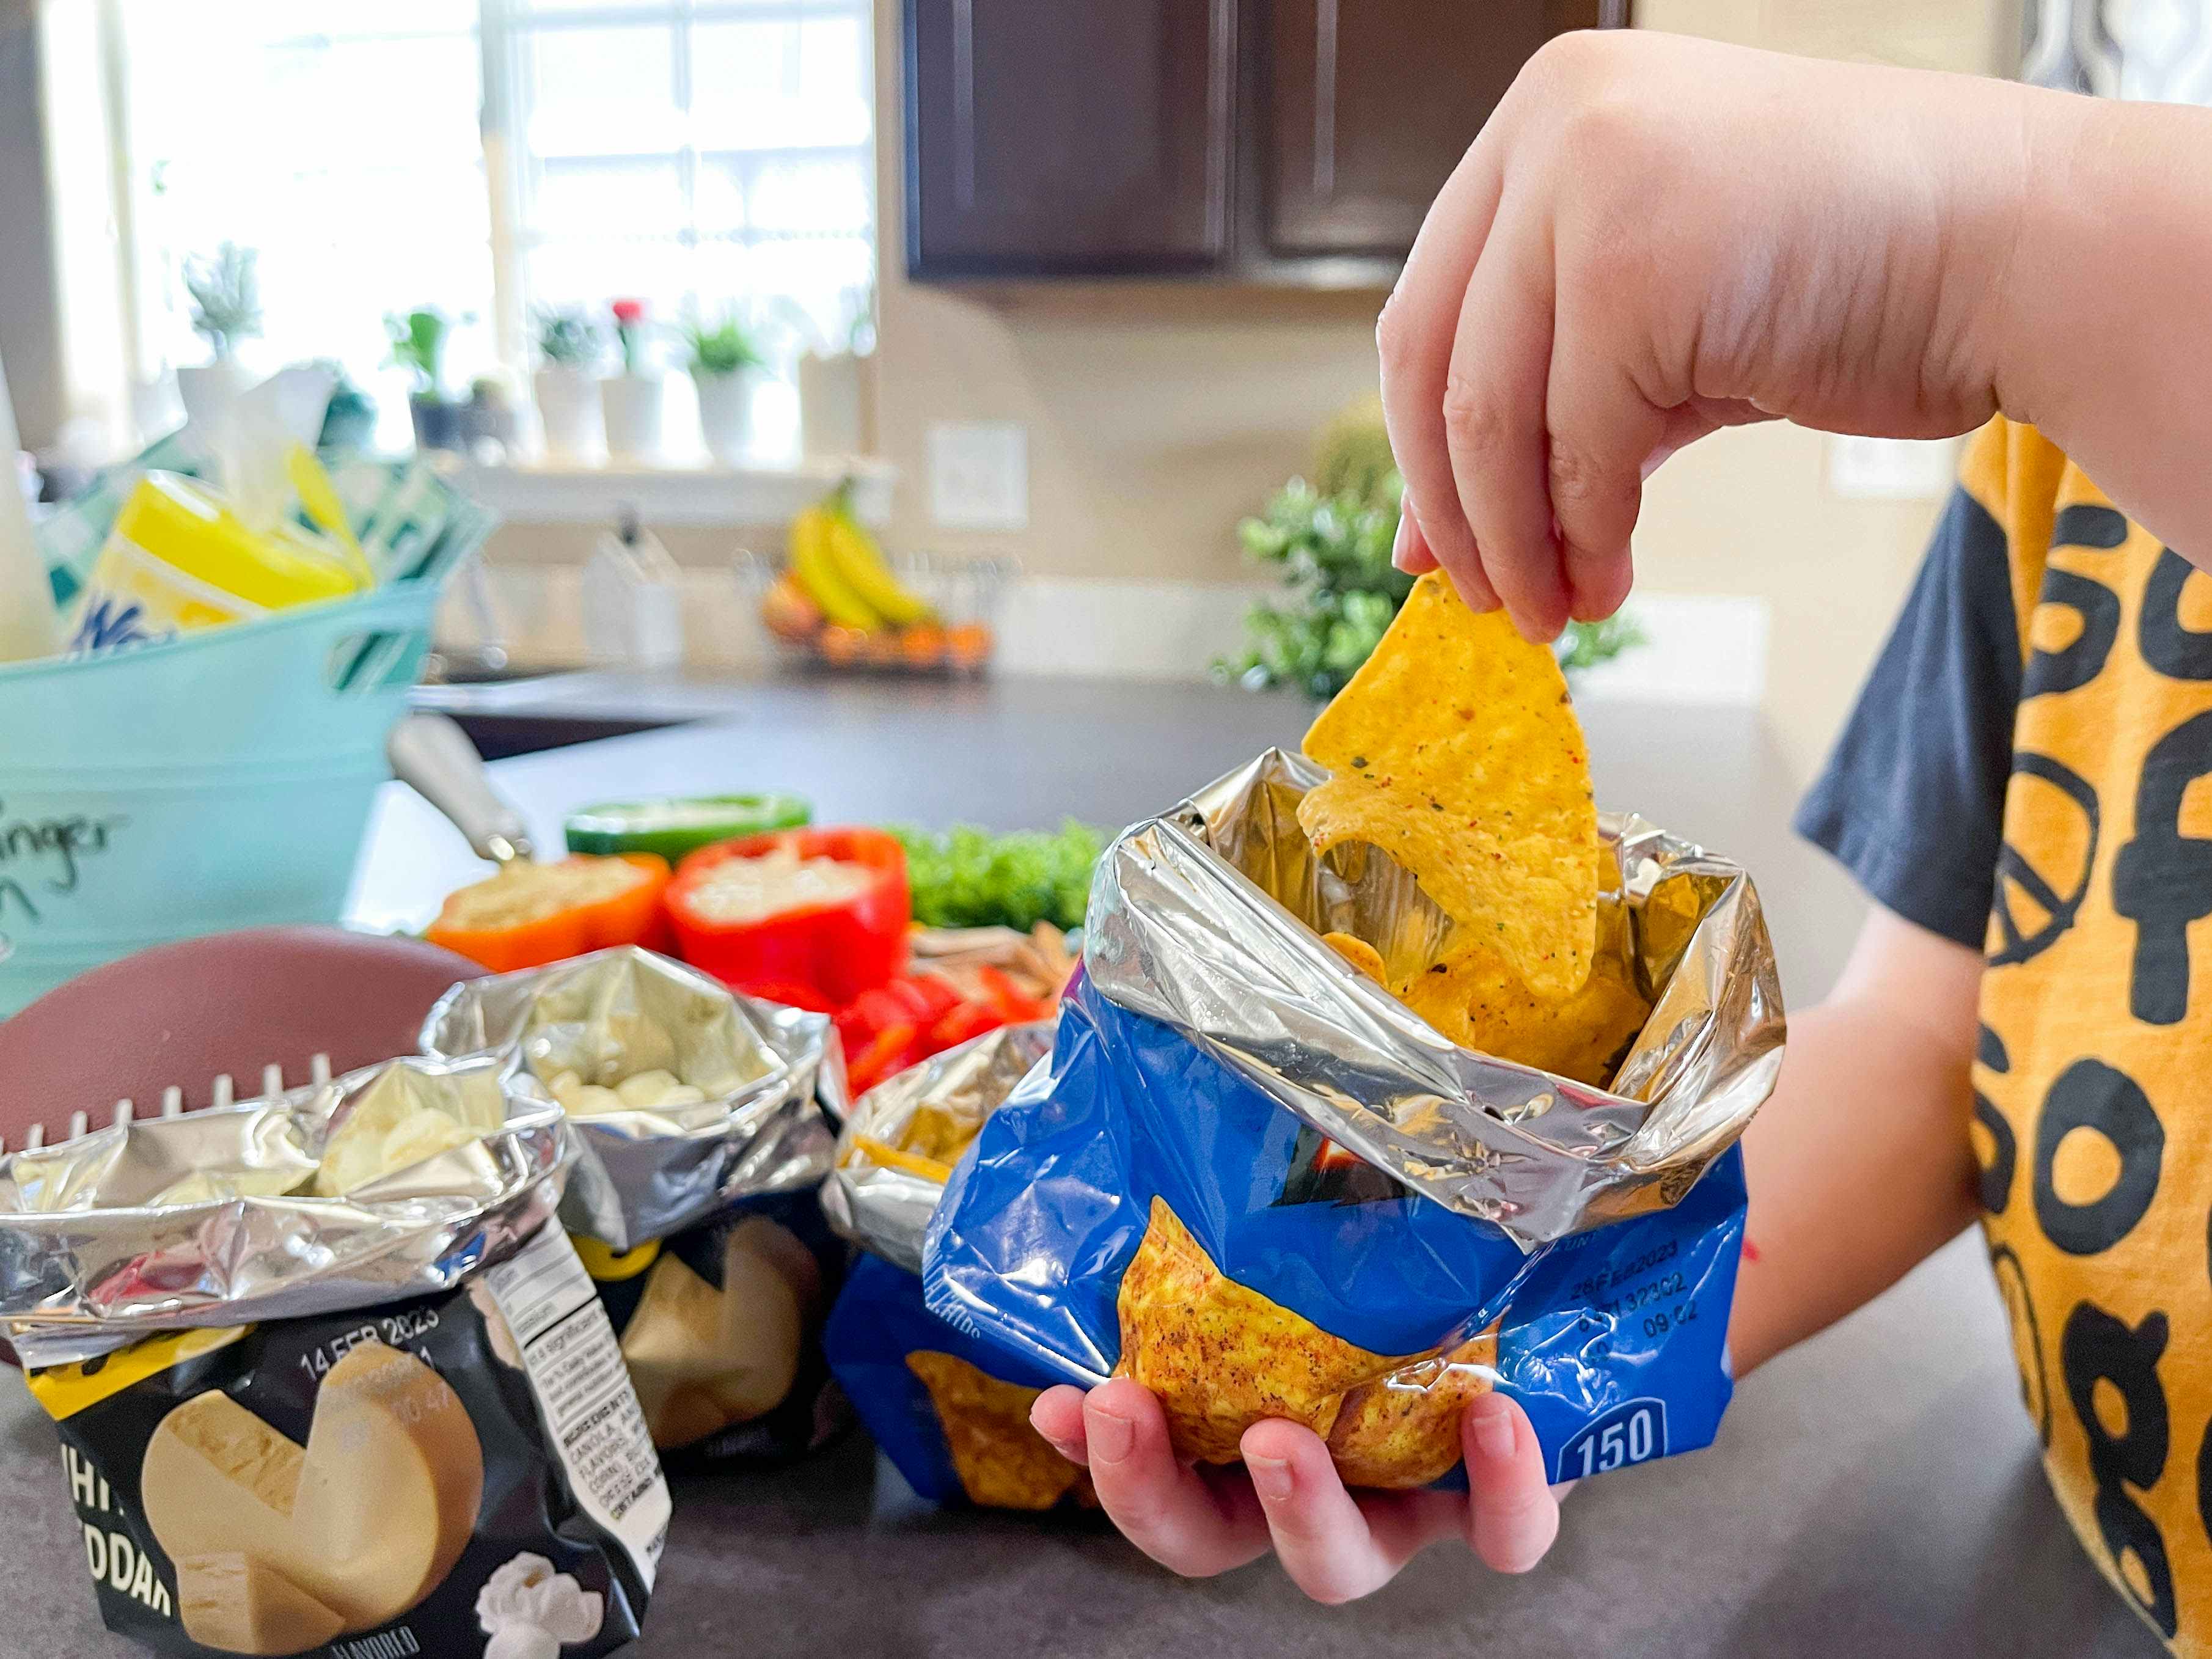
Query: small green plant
610 298 649 376
681 312 764 378
183 243 262 360
1220 401 1644 700
386 308 457 397
1218 478 1414 700
534 307 603 370
306 358 377 451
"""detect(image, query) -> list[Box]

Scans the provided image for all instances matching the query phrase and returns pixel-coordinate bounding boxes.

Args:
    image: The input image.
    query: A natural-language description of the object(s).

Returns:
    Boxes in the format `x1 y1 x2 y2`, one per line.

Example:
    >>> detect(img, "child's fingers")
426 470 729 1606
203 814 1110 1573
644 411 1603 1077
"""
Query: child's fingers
1459 1394 1561 1573
1442 197 1569 643
1391 495 1444 580
1542 331 1664 625
1080 1379 1271 1578
1030 1385 1090 1465
1239 1419 1462 1604
1377 136 1508 602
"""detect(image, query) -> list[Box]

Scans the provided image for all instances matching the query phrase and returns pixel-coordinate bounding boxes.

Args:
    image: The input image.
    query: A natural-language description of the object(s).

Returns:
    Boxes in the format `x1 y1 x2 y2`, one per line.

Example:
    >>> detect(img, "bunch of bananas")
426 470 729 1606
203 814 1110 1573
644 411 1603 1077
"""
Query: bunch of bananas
761 486 992 671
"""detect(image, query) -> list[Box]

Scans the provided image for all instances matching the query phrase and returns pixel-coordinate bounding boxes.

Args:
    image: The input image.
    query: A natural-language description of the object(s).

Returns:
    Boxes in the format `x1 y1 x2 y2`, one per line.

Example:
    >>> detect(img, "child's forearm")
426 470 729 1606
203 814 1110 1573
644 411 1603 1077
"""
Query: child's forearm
1726 908 1984 1377
1999 94 2212 567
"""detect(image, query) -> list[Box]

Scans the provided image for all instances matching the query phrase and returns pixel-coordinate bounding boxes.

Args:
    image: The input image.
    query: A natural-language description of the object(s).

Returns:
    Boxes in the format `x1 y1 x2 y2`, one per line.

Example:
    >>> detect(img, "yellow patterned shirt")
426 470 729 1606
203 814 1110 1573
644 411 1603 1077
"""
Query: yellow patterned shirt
1800 416 2212 1652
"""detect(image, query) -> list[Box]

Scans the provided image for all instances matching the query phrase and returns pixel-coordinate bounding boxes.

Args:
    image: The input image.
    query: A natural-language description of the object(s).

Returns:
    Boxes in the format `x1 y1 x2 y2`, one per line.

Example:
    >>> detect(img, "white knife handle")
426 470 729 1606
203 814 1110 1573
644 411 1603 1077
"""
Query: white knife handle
387 712 535 865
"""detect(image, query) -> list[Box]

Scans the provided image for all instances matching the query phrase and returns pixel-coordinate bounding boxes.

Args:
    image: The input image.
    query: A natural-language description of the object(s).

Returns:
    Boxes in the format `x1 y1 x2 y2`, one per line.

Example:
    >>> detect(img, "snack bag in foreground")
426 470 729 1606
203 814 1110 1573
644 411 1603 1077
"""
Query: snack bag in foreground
0 1056 670 1658
925 577 1784 1487
820 1024 1095 1511
422 946 851 1467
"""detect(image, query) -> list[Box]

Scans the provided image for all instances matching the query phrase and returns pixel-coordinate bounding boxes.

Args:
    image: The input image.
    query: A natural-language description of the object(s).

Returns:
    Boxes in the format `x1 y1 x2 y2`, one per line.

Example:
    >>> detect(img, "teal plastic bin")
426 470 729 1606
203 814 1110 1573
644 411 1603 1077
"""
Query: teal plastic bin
0 582 449 1015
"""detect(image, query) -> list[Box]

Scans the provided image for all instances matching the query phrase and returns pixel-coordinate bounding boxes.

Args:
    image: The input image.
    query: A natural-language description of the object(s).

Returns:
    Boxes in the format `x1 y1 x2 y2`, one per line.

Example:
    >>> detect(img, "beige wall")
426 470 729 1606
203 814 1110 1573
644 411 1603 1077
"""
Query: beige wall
866 0 2016 780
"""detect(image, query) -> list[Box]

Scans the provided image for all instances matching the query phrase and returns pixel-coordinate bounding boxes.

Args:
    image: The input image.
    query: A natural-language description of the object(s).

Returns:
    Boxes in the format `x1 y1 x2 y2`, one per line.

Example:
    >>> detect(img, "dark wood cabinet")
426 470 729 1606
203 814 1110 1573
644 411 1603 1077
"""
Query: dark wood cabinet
902 0 1624 284
1265 0 1603 258
903 0 1237 277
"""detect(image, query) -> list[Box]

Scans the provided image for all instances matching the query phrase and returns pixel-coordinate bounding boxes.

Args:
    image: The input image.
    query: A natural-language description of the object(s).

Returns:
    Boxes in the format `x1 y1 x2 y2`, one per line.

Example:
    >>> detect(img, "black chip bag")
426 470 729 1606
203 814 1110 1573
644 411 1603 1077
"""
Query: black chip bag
1 1058 670 1658
421 947 853 1465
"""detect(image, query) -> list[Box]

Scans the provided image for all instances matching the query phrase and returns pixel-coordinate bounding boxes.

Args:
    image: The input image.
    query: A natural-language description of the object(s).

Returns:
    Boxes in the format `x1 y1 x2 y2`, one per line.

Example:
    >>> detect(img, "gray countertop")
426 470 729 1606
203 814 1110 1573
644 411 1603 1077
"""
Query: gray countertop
0 675 2156 1657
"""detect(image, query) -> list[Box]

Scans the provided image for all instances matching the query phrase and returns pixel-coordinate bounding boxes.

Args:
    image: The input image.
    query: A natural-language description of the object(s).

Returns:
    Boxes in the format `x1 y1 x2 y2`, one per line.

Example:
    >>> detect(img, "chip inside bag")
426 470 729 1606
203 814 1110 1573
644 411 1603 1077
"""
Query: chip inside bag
924 580 1784 1486
821 1024 1097 1512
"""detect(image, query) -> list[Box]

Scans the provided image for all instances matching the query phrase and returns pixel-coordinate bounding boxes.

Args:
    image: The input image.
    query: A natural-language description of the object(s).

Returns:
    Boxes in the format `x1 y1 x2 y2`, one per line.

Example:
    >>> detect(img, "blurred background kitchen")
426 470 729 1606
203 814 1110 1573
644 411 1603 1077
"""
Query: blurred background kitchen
1 0 2202 787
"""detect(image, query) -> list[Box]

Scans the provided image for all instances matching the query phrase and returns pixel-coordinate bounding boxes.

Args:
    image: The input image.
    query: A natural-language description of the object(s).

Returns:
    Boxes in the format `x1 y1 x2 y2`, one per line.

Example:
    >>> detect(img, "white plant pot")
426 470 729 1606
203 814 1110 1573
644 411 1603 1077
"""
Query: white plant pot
174 360 249 439
692 368 758 467
798 351 870 460
533 365 603 463
599 373 665 464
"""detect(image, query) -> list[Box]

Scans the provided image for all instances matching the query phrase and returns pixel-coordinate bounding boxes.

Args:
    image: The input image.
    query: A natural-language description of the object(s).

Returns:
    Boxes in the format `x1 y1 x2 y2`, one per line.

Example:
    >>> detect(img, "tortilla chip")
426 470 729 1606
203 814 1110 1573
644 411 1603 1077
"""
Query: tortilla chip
1114 1196 1407 1463
1323 931 1388 984
903 1104 982 1165
1327 1328 1500 1489
1396 942 1649 1088
847 1134 956 1184
906 1350 1088 1510
1299 571 1600 998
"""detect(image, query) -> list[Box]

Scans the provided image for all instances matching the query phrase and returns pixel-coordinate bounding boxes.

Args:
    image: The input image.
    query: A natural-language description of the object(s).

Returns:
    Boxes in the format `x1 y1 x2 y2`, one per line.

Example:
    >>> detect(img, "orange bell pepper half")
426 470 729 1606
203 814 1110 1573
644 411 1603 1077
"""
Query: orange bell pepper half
424 852 672 973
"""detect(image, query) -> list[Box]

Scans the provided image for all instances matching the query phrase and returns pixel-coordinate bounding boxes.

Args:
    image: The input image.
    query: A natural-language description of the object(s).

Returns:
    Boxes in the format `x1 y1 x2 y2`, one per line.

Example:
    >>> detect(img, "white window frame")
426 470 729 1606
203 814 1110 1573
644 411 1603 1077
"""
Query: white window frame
87 0 877 488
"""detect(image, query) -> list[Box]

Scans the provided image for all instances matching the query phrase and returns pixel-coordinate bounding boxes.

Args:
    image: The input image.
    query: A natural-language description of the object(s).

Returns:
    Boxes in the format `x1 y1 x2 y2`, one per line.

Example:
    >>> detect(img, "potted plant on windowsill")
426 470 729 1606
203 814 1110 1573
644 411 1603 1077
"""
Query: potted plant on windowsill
599 298 663 464
311 360 378 454
177 242 261 434
386 307 465 453
532 307 604 463
682 311 765 466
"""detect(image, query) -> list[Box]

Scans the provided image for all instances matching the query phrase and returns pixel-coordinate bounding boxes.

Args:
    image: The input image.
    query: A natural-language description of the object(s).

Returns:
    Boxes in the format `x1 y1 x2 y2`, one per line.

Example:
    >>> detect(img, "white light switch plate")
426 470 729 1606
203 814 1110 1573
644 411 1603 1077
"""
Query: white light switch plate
1826 434 1958 500
928 420 1029 531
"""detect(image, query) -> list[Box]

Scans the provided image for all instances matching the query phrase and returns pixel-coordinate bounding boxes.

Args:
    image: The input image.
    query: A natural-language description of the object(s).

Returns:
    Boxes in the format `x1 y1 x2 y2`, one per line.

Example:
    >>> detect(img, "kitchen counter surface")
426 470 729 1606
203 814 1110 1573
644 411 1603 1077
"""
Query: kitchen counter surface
0 675 2158 1657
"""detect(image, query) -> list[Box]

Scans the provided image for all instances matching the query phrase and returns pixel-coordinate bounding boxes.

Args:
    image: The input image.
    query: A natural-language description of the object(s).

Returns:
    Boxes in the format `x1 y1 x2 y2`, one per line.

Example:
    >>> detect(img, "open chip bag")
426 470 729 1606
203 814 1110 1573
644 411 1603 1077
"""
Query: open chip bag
422 945 851 1467
0 1053 671 1658
925 574 1785 1488
818 1022 1095 1512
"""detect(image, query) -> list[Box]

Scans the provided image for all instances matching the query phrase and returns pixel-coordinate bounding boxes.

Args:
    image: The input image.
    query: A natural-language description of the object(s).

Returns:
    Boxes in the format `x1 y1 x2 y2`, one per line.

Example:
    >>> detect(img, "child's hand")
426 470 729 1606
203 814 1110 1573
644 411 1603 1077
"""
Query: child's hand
1030 1378 1567 1602
1380 30 2051 639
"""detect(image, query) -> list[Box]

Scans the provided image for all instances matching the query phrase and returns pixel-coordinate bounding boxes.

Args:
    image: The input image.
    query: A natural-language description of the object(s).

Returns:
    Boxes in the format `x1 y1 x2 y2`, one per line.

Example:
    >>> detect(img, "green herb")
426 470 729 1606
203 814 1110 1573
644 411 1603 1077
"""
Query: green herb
886 821 1110 931
682 312 766 378
183 243 262 359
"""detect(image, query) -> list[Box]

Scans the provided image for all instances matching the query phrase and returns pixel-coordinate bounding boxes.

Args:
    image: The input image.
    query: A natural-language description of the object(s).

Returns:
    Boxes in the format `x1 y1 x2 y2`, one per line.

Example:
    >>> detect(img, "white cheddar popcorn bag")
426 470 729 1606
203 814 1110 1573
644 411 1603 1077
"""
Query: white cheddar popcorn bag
422 947 854 1469
0 1061 671 1657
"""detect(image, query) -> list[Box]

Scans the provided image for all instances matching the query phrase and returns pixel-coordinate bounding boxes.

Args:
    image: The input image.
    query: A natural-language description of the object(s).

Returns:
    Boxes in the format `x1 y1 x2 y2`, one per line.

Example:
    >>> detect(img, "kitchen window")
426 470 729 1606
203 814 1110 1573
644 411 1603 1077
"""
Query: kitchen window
106 0 876 458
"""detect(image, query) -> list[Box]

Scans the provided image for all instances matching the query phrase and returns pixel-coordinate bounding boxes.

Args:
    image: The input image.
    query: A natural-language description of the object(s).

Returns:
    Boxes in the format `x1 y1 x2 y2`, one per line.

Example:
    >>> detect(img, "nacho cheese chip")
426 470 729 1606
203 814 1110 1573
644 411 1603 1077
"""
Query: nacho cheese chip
1327 1328 1500 1489
906 1351 1091 1511
1323 931 1388 984
1396 939 1649 1088
1114 1196 1408 1463
1298 571 1600 998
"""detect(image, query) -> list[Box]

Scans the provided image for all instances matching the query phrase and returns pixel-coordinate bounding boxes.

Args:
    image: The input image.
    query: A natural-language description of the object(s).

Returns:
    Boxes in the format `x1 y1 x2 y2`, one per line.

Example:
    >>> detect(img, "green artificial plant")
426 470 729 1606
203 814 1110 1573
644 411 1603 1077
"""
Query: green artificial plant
183 243 262 361
1220 397 1644 700
535 307 604 370
681 312 766 378
386 307 456 397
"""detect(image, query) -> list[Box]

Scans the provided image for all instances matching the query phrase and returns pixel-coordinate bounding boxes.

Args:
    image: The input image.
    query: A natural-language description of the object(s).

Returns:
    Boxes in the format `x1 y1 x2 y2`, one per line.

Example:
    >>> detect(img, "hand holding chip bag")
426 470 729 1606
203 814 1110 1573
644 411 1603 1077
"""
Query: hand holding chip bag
924 571 1782 1516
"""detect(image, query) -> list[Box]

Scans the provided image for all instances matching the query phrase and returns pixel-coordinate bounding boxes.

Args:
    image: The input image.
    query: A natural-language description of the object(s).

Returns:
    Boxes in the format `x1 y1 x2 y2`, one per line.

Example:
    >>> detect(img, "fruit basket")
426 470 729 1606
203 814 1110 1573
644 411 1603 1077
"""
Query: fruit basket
738 493 1014 675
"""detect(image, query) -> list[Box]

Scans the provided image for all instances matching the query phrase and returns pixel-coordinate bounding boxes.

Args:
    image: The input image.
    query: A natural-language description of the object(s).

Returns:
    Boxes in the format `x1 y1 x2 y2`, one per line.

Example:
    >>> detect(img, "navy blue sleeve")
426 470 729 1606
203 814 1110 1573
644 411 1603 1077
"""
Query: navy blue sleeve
1793 486 2022 949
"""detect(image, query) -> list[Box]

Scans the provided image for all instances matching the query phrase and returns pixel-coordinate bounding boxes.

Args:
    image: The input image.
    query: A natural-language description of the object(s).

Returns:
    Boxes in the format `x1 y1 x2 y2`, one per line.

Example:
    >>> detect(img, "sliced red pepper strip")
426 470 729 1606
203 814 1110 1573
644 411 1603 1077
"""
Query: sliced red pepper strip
848 1020 921 1096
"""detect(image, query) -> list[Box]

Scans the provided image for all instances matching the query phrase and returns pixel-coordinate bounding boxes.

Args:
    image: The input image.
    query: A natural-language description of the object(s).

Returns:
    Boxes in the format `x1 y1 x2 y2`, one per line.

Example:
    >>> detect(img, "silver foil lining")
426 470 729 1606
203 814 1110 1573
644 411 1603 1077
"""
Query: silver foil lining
821 1021 1053 1273
1083 748 1785 1248
422 946 840 1253
0 1052 569 1366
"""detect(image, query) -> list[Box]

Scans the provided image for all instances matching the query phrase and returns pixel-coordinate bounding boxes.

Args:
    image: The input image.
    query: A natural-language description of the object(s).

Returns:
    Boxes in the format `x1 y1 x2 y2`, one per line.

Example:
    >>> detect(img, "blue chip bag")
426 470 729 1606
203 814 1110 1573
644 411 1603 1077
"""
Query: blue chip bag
922 750 1782 1489
820 1024 1094 1510
826 1253 1094 1510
